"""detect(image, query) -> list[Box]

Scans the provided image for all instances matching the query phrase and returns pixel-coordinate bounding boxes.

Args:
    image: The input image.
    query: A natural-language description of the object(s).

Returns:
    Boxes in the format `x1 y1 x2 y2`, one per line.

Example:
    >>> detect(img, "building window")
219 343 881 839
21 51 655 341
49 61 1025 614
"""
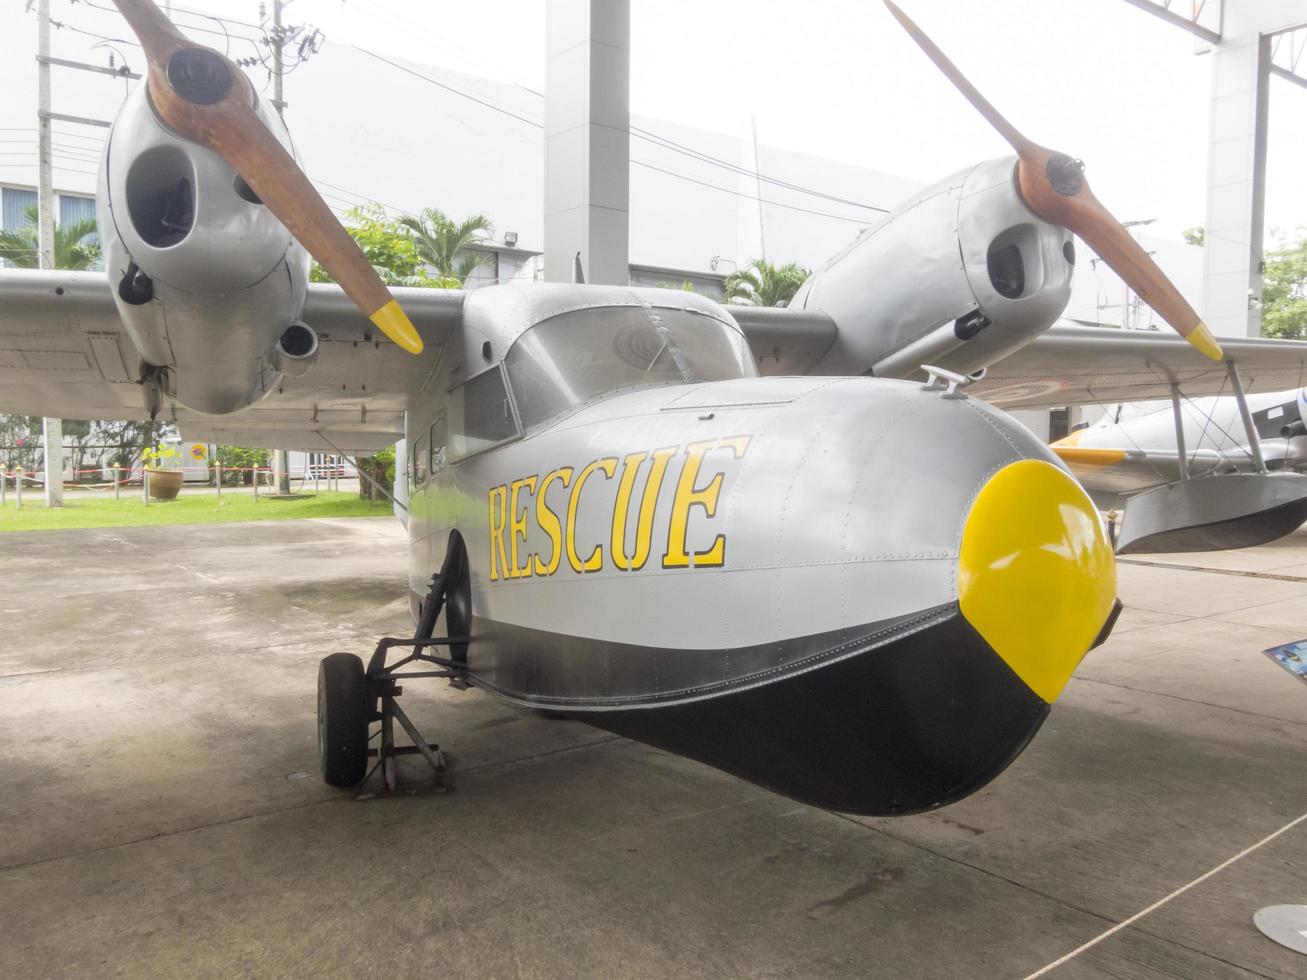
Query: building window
1 188 101 270
1 187 37 232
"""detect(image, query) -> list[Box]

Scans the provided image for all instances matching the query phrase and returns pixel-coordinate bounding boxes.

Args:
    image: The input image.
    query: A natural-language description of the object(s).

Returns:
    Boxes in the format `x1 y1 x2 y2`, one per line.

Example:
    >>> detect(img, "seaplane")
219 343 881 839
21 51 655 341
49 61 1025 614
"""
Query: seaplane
1050 387 1307 553
2 0 1306 815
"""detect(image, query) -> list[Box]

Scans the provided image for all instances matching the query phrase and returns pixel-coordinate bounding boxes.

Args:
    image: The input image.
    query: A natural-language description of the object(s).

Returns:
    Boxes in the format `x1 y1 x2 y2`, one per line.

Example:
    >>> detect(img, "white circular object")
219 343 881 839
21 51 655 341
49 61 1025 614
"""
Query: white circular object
1253 905 1307 955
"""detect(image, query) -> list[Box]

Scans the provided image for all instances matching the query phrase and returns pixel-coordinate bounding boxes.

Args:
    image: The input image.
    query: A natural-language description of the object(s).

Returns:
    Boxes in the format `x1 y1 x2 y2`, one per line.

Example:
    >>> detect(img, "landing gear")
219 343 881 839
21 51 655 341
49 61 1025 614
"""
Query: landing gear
317 652 370 787
316 532 472 792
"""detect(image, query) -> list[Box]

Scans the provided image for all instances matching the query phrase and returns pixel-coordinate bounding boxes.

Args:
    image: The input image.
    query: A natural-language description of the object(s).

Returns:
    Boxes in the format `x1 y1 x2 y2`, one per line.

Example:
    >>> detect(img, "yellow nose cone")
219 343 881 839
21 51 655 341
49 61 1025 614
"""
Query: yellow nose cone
958 459 1116 703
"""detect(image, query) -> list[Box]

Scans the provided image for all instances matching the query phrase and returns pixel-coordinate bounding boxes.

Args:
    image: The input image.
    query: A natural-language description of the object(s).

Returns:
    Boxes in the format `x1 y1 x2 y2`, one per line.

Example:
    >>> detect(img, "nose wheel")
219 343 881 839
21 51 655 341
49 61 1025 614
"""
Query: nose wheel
316 533 471 792
317 652 370 787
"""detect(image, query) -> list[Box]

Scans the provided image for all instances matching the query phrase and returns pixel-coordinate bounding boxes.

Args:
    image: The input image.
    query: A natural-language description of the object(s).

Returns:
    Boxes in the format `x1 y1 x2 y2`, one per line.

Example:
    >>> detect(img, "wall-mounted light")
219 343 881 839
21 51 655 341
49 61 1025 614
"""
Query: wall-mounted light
504 231 519 247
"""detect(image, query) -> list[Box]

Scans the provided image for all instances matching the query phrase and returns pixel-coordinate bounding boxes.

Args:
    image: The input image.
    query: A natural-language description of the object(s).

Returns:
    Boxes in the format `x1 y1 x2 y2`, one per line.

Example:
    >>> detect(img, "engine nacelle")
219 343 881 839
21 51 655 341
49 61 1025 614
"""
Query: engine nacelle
97 83 310 415
791 156 1074 379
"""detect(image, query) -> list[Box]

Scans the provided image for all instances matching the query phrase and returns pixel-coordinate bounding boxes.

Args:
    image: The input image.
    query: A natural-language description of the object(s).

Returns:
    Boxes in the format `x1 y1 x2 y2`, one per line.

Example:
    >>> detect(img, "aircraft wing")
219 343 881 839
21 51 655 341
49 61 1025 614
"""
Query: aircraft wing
1052 443 1234 496
0 270 145 421
968 325 1307 409
726 306 838 375
0 269 462 453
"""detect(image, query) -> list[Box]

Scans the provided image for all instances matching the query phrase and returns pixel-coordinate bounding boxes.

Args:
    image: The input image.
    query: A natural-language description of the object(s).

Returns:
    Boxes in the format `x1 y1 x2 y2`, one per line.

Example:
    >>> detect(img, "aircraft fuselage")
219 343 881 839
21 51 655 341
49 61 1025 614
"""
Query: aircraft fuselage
400 283 1117 814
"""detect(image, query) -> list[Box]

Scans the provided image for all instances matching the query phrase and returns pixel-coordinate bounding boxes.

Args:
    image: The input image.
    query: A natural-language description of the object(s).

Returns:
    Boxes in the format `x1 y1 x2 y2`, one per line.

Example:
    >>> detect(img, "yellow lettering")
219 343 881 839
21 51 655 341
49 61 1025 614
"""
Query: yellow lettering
488 484 509 581
663 436 750 569
508 476 537 578
566 457 617 573
533 467 573 576
611 447 677 571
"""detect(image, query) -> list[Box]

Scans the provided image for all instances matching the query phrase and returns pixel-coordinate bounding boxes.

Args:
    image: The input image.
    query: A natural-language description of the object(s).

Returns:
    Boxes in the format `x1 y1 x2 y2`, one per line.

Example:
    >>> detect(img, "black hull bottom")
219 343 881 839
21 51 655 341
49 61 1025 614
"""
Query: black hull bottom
582 613 1048 816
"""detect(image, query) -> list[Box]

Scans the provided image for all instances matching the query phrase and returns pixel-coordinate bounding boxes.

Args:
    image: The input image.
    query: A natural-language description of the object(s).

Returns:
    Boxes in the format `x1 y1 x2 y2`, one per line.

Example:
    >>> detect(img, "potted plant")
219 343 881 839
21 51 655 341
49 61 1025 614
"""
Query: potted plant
142 444 183 500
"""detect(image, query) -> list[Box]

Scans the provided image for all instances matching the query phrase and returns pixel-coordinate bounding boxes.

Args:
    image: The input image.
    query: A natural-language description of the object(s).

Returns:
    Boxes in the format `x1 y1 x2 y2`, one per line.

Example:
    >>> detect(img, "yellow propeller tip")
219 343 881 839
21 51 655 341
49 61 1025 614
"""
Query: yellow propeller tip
1189 321 1224 362
369 299 424 355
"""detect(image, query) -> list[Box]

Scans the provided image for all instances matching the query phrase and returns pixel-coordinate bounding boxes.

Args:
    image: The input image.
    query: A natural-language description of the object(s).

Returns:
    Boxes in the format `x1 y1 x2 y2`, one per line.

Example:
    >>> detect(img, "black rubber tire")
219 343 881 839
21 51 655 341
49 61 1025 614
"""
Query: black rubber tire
318 652 370 787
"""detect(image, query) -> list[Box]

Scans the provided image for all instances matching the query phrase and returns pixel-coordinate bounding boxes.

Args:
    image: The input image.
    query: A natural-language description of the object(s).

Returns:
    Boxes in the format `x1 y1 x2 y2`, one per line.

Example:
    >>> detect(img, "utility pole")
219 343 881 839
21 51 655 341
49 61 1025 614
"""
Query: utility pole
1119 218 1157 331
272 0 290 492
37 0 63 507
751 114 767 263
36 0 54 270
272 0 287 118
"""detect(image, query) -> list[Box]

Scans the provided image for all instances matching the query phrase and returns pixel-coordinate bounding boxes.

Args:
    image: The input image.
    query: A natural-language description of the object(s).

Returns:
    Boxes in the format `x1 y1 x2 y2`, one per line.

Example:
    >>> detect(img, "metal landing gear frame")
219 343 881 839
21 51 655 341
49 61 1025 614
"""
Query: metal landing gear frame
317 535 471 793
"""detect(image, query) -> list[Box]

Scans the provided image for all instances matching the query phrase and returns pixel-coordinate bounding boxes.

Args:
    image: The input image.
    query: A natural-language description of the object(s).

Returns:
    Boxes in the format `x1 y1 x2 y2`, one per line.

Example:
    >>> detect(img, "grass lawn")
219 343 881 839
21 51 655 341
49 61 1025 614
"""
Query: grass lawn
0 490 393 532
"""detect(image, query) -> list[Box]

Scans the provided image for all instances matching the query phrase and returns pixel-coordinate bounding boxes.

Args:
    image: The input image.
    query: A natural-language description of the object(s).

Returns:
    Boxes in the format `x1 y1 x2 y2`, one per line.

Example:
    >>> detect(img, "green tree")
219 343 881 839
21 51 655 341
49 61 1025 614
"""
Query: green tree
357 445 394 501
310 203 440 287
1262 232 1307 340
0 415 40 473
96 420 172 472
722 258 810 307
0 204 100 270
398 208 493 286
213 445 271 486
62 420 93 481
1182 227 1205 247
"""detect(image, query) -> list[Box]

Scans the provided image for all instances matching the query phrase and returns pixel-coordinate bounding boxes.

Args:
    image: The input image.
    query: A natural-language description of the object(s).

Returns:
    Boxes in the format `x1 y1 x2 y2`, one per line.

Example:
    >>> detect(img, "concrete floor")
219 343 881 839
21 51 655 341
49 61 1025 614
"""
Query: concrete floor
0 517 1304 979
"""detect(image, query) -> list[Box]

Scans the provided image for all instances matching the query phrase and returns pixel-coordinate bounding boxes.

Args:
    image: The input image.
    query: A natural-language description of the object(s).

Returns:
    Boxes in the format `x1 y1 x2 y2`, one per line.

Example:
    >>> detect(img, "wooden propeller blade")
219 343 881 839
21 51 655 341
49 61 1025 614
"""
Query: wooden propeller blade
883 0 1222 361
1017 156 1223 361
110 0 423 355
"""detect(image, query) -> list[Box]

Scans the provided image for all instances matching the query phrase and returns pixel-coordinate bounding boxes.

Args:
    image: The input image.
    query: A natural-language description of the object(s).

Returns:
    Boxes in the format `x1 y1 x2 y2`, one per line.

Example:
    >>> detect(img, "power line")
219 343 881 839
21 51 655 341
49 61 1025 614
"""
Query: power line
63 0 266 58
352 45 880 223
333 5 886 215
631 127 888 214
354 46 544 129
26 6 882 227
632 160 869 225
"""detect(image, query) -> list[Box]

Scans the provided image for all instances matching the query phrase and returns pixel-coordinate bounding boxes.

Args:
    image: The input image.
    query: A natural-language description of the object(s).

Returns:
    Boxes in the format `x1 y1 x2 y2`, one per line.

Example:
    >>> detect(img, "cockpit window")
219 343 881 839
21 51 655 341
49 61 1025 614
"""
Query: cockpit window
504 305 756 430
448 365 519 461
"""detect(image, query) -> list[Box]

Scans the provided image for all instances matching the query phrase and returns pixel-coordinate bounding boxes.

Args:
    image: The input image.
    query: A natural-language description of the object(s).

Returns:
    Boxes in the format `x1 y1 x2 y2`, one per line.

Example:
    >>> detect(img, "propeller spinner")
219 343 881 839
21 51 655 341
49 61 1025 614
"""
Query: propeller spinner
883 0 1223 362
110 0 424 355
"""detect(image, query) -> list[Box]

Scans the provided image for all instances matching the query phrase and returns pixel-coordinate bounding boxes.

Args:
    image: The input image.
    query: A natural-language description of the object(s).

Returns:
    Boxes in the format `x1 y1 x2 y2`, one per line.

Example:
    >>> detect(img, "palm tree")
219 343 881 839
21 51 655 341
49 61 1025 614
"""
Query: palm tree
0 205 100 270
397 208 493 286
722 258 810 307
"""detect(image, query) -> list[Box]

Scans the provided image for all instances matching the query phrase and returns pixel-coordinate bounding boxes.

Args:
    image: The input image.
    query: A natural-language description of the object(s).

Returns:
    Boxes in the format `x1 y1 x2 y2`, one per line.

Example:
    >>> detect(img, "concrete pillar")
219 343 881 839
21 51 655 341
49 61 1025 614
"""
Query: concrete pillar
1200 32 1270 339
274 449 290 494
43 417 62 507
543 0 630 285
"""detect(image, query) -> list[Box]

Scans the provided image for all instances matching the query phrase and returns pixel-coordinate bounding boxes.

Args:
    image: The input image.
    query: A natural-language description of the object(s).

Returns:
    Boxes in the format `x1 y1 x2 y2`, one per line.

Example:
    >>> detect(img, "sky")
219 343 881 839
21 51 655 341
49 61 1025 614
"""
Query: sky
5 0 1306 245
287 0 1307 245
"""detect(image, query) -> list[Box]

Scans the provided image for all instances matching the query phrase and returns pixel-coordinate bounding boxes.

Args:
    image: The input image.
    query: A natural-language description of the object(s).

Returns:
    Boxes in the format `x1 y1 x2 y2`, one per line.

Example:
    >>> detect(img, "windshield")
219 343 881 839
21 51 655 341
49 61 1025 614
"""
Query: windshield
504 305 756 429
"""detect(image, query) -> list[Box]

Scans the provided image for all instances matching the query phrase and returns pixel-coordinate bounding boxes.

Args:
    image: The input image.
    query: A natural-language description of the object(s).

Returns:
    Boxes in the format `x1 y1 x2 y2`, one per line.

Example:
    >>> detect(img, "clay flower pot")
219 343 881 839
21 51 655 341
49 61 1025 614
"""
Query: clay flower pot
146 468 184 500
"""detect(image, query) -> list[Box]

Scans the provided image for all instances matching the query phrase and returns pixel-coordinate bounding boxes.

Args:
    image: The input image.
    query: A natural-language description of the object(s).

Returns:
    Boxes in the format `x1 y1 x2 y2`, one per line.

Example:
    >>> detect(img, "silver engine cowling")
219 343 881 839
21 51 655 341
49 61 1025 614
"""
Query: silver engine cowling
97 83 310 415
790 156 1075 380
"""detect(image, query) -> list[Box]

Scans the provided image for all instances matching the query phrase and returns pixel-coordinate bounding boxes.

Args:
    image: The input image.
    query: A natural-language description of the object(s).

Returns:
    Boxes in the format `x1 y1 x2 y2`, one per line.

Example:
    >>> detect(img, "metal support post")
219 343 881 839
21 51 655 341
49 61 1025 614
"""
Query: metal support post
15 472 22 510
1226 360 1268 475
113 466 121 500
1 470 7 506
142 466 149 505
215 459 222 499
1169 383 1190 481
253 467 259 500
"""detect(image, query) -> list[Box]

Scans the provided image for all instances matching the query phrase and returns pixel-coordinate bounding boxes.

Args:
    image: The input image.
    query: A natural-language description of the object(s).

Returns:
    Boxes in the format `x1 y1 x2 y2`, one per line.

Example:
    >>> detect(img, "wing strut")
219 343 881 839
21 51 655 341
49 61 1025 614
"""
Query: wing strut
1168 382 1190 482
1226 360 1269 475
